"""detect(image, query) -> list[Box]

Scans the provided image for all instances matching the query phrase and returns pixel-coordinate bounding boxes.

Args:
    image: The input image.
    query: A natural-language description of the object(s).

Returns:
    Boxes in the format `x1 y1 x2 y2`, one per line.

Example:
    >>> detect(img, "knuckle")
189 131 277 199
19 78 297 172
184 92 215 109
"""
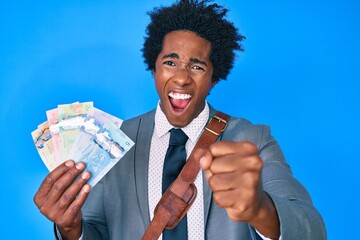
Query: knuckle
73 216 81 224
45 175 53 184
245 155 263 170
243 172 260 187
39 206 46 215
213 192 224 206
235 202 248 214
72 204 80 213
57 218 67 227
241 141 258 153
208 175 218 190
208 143 217 153
252 156 263 170
228 208 245 222
53 180 65 192
208 176 215 188
75 180 85 190
40 205 51 217
67 168 78 177
61 192 71 202
228 213 238 222
34 196 44 209
33 194 41 206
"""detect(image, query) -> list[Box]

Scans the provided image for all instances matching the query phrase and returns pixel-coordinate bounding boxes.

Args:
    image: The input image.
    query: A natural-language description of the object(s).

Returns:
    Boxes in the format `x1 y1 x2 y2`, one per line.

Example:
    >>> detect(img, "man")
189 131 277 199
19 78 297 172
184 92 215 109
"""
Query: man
34 0 326 239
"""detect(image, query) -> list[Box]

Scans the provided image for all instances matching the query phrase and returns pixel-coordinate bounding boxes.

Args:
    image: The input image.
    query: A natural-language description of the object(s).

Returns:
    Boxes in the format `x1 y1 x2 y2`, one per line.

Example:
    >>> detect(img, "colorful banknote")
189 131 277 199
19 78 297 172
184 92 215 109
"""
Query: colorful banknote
70 107 133 187
46 108 62 165
32 102 134 188
31 121 58 171
58 102 93 161
67 107 123 160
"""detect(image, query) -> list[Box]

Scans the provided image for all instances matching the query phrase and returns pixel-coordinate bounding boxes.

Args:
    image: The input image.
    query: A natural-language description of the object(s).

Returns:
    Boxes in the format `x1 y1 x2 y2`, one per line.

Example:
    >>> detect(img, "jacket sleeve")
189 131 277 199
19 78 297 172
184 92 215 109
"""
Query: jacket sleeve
258 125 327 239
80 180 110 240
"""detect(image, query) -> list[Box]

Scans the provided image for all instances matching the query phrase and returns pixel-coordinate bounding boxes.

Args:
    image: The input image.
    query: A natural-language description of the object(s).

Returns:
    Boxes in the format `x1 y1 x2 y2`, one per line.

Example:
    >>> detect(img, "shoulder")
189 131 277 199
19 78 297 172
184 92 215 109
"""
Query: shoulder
122 108 156 126
210 106 271 148
225 116 269 142
120 108 156 137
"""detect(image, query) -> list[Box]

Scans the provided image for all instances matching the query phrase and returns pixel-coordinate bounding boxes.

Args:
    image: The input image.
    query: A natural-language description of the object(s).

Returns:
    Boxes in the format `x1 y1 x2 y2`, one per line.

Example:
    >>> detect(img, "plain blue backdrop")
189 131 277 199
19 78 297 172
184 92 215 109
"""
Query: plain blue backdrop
1 0 359 239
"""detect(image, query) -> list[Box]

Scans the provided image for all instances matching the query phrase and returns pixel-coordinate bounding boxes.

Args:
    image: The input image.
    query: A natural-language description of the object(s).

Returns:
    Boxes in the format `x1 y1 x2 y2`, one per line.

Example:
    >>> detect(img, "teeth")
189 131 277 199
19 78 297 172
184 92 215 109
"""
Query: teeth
169 92 191 100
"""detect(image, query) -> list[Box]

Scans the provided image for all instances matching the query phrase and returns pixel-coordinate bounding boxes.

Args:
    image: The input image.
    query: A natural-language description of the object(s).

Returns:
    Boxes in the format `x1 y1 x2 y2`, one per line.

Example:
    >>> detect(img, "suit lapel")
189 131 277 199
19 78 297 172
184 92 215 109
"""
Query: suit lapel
203 106 218 229
203 173 213 230
134 110 156 228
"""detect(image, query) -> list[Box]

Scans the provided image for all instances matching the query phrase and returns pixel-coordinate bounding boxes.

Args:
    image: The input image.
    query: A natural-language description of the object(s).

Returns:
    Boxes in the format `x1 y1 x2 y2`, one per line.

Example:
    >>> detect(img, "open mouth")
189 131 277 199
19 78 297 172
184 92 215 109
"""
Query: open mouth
168 92 191 111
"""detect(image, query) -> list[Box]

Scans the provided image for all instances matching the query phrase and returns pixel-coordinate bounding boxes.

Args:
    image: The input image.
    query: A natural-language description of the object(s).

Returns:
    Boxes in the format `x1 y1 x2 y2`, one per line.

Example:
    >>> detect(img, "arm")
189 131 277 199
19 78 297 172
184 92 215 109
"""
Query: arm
259 126 326 239
199 125 326 239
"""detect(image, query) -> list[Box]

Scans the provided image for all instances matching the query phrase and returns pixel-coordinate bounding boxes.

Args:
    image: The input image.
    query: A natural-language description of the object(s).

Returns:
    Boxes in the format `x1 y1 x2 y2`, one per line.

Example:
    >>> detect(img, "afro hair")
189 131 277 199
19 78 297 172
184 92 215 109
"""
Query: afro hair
142 0 245 83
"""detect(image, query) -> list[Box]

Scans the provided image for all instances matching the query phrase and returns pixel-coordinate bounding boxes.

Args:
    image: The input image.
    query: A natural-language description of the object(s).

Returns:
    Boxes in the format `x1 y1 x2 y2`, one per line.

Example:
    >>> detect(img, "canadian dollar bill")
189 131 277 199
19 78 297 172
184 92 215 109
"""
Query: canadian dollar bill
46 108 62 165
67 107 123 160
71 107 133 187
58 102 93 161
31 121 57 171
32 102 134 188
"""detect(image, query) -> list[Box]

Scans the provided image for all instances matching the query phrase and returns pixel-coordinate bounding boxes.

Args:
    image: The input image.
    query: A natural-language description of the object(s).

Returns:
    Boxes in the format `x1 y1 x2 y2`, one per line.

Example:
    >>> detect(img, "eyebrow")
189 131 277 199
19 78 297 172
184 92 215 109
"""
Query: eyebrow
162 53 208 67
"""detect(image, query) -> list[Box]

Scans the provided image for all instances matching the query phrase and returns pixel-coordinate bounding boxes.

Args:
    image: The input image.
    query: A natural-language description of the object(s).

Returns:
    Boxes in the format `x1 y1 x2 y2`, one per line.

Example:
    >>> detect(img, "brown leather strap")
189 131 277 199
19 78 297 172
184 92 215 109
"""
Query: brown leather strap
142 112 230 240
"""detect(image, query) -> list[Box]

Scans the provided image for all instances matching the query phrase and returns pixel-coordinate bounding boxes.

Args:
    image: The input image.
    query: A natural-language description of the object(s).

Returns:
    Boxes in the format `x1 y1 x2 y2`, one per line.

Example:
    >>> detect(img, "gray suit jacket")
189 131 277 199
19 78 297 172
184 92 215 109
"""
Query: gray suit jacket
80 107 326 239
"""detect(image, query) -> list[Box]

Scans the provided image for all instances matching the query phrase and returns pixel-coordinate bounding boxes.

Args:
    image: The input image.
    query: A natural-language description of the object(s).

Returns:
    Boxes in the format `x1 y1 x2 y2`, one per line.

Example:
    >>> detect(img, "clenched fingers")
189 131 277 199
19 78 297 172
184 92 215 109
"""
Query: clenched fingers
199 141 261 175
207 169 258 191
208 154 262 174
208 141 258 158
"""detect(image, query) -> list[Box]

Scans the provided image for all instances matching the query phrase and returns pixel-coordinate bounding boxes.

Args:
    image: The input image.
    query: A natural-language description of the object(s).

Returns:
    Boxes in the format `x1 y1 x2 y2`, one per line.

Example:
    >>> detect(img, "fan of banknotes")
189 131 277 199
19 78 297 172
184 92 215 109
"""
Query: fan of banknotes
31 101 134 187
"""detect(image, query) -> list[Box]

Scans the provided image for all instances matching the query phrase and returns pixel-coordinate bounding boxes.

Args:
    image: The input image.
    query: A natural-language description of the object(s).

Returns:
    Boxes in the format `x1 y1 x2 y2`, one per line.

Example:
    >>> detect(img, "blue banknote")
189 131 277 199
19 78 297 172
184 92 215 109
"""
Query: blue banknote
70 107 133 187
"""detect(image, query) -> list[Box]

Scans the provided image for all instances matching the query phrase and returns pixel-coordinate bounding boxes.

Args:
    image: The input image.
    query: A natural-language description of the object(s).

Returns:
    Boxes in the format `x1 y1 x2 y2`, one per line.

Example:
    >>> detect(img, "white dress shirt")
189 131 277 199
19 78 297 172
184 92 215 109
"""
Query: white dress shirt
148 102 209 240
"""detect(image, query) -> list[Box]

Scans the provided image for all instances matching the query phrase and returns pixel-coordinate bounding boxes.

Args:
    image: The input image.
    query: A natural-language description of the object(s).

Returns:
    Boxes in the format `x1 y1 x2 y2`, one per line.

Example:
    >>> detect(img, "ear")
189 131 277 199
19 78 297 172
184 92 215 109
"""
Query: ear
207 80 218 96
211 79 218 88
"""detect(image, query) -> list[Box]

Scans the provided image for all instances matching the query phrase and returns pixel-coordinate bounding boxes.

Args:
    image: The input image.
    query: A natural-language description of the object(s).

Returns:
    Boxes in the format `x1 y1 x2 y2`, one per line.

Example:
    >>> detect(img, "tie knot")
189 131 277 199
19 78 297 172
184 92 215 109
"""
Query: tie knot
169 128 188 146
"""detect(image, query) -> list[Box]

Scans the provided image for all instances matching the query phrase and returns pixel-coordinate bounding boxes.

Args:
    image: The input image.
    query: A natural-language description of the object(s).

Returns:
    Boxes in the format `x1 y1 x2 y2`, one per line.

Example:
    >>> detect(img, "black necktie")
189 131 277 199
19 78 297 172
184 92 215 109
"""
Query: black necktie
162 128 188 240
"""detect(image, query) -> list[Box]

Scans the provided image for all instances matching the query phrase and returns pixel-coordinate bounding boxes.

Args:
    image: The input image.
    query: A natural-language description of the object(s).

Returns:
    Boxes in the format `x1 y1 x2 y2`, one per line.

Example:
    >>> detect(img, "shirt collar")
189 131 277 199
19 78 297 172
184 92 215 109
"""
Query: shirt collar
154 101 210 143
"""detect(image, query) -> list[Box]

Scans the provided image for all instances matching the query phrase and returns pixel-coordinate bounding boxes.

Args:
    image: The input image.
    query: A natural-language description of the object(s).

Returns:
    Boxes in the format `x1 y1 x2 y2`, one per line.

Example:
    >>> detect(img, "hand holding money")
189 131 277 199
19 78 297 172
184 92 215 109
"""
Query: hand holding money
33 102 134 238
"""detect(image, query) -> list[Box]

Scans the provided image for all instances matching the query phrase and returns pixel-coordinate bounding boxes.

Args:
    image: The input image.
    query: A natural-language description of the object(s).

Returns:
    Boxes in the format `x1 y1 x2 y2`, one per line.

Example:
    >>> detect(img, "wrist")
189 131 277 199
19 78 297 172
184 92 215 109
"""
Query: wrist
249 191 280 239
57 222 82 240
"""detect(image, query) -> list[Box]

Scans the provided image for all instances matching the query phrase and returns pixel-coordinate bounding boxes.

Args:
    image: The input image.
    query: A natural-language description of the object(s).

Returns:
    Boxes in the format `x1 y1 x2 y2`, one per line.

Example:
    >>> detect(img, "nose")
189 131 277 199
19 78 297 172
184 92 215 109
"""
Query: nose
172 67 191 86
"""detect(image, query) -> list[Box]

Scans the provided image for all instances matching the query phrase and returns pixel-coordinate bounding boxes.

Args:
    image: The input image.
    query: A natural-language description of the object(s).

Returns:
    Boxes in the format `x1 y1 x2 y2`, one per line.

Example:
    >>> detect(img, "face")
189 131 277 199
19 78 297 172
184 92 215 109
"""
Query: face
153 30 216 127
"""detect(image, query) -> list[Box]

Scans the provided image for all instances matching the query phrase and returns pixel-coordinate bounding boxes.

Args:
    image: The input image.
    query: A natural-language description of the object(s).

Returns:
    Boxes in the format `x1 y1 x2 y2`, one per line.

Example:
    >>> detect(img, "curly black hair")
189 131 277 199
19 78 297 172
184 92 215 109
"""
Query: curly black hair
142 0 245 83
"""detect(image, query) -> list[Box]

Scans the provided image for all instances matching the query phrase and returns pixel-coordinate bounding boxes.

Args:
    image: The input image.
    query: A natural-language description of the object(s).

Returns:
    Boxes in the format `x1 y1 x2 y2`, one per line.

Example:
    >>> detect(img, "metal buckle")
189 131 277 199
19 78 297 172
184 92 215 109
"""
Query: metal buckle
205 115 228 136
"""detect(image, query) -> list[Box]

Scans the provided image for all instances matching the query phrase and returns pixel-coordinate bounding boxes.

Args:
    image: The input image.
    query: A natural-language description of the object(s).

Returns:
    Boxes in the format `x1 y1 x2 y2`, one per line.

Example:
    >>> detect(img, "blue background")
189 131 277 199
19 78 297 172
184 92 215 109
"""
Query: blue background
1 0 359 239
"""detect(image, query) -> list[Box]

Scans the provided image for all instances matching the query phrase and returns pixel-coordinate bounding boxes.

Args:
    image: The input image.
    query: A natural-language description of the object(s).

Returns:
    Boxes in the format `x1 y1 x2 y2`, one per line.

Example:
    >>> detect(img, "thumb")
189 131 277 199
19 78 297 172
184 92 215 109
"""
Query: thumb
198 150 213 181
